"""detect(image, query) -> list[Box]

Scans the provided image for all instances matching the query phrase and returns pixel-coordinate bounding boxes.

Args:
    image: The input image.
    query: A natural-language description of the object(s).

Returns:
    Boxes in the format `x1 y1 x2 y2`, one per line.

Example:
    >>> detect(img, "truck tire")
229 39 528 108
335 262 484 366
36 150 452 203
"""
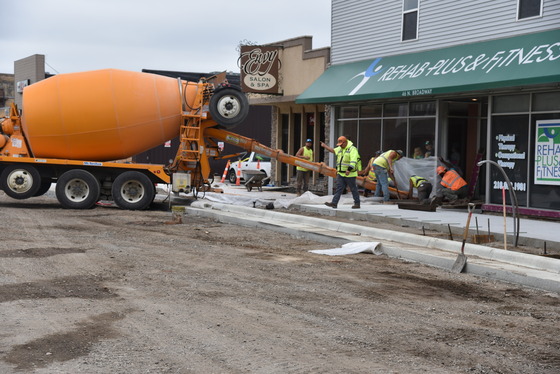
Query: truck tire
56 169 101 209
0 165 41 199
228 168 238 184
111 171 155 210
209 87 249 128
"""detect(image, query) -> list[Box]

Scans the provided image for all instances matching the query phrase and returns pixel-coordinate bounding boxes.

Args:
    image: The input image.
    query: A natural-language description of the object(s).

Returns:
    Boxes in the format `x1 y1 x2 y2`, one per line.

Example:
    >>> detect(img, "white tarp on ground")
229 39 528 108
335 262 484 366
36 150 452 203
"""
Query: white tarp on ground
309 242 383 256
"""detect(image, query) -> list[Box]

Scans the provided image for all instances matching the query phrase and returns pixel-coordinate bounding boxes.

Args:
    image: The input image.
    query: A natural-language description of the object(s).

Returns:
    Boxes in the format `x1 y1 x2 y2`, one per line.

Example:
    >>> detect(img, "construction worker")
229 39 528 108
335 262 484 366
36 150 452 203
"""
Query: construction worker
295 139 314 196
320 136 361 209
372 149 403 203
436 166 468 203
360 150 382 197
408 175 433 205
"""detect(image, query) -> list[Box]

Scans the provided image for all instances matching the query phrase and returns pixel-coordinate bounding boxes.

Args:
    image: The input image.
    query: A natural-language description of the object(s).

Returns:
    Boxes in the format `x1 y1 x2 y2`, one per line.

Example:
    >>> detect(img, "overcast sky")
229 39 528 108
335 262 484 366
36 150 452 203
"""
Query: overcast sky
2 0 331 75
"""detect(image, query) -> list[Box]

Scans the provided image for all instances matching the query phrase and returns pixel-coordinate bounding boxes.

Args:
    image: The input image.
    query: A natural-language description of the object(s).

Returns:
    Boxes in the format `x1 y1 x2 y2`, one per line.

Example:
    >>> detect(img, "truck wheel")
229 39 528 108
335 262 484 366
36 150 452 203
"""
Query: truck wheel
228 168 238 184
209 87 249 128
111 171 155 210
0 165 41 199
56 170 100 209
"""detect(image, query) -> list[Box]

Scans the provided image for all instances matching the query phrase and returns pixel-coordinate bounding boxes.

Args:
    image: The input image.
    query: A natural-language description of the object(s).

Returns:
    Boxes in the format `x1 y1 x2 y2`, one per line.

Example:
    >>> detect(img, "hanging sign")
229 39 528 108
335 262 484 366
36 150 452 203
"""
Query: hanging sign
238 45 281 94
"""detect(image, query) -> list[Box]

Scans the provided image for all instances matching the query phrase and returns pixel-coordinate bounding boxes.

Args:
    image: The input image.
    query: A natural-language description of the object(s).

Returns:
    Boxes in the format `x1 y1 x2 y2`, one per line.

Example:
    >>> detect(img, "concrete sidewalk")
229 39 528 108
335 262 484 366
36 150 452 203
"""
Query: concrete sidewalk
174 183 560 294
181 183 560 251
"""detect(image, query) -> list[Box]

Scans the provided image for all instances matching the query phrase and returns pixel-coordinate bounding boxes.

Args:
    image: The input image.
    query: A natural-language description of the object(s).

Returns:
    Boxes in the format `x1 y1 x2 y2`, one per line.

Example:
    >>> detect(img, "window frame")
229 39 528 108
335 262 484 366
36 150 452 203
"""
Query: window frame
517 0 543 20
402 0 419 42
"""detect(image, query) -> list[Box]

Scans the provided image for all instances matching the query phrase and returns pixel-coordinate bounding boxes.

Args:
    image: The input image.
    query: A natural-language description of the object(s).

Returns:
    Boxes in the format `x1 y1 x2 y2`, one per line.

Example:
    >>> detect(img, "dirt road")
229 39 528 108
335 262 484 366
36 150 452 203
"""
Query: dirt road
1 193 559 373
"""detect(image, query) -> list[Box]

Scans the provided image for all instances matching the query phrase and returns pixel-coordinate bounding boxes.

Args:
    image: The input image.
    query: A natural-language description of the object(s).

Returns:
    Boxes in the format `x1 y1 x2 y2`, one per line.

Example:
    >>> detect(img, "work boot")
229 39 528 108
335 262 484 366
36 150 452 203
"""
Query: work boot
324 202 337 209
429 196 438 207
351 204 360 209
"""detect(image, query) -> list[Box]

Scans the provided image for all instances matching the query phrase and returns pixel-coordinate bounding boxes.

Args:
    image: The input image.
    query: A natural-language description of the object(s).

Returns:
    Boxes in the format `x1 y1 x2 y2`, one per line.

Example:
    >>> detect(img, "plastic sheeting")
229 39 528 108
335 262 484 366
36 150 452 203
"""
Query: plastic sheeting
309 242 383 256
392 156 439 198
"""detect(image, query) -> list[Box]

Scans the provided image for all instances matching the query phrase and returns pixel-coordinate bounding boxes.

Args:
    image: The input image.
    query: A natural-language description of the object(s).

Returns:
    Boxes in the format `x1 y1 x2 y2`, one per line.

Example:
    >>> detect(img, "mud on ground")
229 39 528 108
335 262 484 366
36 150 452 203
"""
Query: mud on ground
0 193 559 373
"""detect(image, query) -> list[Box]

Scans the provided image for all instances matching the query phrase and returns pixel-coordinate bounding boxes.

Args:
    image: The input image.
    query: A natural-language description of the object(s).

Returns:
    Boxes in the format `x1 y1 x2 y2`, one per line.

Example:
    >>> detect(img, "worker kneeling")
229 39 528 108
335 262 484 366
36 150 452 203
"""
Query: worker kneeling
436 166 468 204
408 175 433 205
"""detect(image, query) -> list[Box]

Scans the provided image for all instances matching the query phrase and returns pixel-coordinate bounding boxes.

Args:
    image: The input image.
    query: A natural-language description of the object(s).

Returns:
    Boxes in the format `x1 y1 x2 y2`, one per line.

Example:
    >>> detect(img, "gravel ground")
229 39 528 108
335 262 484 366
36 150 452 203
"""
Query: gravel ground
0 192 559 374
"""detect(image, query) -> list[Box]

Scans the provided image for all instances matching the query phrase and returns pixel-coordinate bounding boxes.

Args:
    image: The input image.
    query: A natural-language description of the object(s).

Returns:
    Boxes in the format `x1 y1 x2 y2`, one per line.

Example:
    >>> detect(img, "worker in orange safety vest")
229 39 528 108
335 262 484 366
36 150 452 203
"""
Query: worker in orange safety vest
436 166 468 203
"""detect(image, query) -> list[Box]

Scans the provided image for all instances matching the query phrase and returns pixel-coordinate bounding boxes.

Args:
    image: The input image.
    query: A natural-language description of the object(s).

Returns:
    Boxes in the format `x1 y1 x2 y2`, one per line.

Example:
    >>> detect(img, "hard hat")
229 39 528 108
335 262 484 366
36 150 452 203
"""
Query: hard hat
437 166 446 174
306 138 312 143
336 136 347 146
396 150 404 157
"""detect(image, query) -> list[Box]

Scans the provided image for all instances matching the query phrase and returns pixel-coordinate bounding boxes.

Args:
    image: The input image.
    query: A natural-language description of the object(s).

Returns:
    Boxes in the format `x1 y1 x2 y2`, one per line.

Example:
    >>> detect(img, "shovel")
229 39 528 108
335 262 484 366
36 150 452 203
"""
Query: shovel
452 203 475 273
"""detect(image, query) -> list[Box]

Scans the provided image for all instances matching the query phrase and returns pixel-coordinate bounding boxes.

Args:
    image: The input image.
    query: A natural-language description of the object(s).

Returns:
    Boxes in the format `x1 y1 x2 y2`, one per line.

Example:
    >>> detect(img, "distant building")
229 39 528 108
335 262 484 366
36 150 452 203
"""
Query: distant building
0 73 15 109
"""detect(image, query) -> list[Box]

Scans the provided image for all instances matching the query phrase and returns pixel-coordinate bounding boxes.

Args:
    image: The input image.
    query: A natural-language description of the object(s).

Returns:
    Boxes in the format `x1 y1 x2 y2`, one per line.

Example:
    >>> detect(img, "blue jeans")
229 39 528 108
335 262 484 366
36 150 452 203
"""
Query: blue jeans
332 174 360 205
373 165 390 202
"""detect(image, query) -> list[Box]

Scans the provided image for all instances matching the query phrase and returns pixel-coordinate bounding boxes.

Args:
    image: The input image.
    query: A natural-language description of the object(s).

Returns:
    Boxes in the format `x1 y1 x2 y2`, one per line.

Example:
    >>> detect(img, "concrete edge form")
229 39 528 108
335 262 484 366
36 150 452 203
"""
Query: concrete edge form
190 201 560 274
185 201 560 294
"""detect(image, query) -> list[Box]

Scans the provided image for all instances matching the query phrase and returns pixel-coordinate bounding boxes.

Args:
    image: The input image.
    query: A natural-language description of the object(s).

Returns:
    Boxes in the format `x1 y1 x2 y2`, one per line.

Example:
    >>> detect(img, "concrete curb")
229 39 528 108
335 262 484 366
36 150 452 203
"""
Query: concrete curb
190 201 560 274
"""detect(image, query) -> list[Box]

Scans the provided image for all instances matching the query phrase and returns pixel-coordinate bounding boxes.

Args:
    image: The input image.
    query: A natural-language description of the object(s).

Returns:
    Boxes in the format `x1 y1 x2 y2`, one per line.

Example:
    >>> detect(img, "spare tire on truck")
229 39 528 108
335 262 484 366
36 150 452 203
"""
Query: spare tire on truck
209 86 249 128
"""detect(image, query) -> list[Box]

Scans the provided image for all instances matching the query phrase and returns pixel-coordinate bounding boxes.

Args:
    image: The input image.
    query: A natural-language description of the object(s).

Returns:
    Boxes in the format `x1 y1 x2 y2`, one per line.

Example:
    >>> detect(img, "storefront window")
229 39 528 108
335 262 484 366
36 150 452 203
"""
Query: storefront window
358 119 382 163
410 101 436 116
360 104 382 118
337 120 358 145
383 118 407 152
409 118 435 159
384 102 408 117
493 94 530 113
339 106 359 119
533 92 560 112
334 101 436 159
489 115 529 206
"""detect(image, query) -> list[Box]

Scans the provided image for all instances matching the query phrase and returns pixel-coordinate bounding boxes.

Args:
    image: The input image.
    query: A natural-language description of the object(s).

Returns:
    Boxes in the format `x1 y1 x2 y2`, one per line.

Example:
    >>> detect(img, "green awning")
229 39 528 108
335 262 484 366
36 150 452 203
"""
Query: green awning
296 29 560 104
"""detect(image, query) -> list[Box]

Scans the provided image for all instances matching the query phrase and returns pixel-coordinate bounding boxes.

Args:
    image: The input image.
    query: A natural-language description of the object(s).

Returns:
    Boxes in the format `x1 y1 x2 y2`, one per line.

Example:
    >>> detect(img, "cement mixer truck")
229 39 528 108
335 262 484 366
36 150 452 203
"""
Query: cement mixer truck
0 69 401 210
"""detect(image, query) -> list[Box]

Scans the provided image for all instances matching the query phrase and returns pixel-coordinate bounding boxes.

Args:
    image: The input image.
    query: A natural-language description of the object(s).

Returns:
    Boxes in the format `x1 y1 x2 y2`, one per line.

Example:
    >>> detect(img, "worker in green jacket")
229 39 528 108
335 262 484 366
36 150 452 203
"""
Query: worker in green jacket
320 136 361 209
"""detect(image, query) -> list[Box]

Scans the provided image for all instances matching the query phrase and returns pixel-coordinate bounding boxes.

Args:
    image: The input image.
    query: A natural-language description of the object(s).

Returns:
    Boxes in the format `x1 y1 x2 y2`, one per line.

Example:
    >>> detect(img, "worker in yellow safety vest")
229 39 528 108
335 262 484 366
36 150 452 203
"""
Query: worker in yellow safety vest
295 139 314 196
360 150 382 197
408 175 433 204
320 136 361 209
436 166 468 203
372 149 403 203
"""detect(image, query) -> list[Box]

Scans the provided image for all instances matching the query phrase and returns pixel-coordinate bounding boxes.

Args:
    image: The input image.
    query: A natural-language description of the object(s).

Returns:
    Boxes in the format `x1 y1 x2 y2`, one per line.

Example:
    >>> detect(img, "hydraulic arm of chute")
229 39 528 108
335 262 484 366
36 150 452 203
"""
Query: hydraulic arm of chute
203 127 408 198
167 77 406 198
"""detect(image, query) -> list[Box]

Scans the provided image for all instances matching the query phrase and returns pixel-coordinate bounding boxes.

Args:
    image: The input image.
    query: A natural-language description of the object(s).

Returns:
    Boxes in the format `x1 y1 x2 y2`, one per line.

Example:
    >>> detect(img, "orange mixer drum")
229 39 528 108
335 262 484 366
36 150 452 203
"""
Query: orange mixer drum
22 69 185 161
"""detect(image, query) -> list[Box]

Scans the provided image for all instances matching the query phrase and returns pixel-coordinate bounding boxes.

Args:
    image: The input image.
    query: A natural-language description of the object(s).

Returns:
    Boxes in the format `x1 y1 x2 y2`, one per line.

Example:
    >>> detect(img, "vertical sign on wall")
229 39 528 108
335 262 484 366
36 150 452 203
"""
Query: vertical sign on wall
238 45 281 94
490 117 528 205
535 119 560 186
